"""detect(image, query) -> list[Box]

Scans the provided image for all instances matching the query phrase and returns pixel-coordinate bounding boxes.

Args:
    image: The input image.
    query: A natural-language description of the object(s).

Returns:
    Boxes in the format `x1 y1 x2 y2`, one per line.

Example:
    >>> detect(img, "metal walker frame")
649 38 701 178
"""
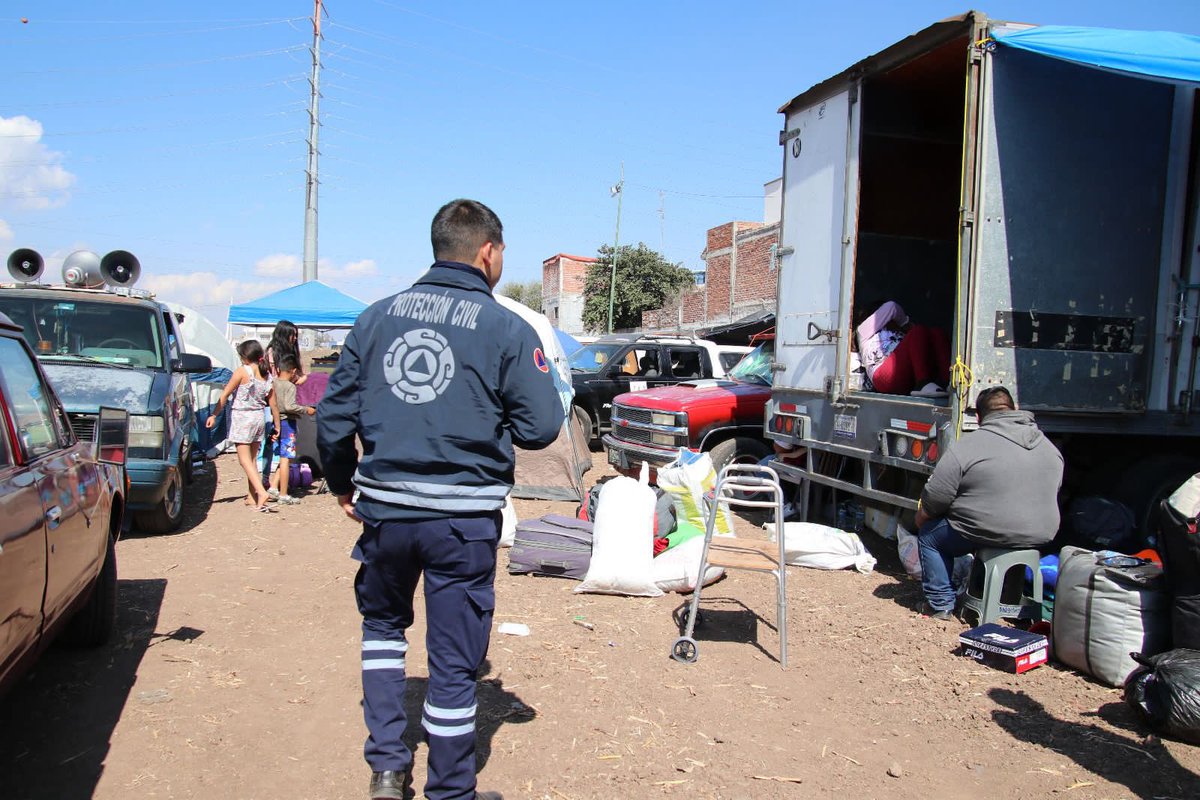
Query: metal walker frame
670 463 790 668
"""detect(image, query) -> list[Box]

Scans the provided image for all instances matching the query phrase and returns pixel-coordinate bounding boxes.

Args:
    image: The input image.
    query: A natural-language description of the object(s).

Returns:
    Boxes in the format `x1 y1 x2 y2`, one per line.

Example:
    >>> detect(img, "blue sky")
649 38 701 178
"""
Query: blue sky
2 1 1198 331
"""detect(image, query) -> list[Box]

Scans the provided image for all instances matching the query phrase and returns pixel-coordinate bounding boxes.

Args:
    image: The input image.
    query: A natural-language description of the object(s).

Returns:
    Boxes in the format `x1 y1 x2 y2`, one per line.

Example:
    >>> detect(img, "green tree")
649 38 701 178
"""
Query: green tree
497 279 543 312
582 243 695 333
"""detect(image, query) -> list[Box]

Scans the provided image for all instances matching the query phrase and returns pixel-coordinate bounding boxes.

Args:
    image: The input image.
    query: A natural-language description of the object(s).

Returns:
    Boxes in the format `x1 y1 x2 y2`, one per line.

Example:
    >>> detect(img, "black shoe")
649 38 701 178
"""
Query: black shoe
369 770 410 800
920 602 953 622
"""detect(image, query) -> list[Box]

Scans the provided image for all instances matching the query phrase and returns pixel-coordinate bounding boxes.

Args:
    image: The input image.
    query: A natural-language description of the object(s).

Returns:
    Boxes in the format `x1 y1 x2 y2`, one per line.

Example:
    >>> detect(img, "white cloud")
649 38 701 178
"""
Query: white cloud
0 220 12 243
253 253 379 281
340 258 378 278
253 253 300 278
0 116 75 210
141 272 287 308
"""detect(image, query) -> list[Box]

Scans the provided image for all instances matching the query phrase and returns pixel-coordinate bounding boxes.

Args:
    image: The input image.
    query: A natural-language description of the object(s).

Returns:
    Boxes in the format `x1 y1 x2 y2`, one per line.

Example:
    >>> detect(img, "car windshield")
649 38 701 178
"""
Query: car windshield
726 341 774 386
569 342 625 373
0 296 164 369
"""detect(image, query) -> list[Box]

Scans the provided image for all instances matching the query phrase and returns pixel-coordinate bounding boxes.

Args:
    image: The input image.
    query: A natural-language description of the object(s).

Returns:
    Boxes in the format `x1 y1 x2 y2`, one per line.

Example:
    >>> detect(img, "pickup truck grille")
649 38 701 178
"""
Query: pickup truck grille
611 403 688 449
69 413 97 443
615 405 654 426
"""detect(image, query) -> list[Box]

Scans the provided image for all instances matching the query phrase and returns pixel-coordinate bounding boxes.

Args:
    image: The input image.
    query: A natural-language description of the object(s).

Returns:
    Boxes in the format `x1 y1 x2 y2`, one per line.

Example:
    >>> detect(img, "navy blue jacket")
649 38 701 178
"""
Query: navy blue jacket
317 261 563 521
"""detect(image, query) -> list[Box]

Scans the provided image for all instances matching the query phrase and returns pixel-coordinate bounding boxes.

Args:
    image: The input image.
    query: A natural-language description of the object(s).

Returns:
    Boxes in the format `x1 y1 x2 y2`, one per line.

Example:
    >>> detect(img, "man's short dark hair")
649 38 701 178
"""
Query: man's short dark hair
431 199 503 263
278 354 299 372
976 386 1015 419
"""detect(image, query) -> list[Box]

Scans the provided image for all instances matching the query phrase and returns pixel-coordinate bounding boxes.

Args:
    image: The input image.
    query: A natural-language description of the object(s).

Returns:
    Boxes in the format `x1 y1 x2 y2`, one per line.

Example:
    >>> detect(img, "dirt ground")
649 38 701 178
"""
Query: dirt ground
2 450 1198 800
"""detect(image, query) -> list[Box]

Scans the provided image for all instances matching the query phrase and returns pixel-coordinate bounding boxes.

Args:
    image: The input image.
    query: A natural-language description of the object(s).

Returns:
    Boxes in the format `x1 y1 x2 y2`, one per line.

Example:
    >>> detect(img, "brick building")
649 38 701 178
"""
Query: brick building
541 253 596 335
642 179 780 331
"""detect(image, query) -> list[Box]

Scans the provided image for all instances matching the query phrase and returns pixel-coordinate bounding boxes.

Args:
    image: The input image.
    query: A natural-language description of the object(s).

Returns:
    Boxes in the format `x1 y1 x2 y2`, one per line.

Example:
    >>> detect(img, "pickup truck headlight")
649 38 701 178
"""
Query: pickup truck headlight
651 412 677 427
129 414 164 451
651 432 676 446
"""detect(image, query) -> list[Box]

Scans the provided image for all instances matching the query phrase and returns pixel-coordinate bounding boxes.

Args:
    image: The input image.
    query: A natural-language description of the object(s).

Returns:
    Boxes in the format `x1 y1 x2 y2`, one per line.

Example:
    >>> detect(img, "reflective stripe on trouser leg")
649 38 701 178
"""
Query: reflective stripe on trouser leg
420 514 499 800
354 520 422 773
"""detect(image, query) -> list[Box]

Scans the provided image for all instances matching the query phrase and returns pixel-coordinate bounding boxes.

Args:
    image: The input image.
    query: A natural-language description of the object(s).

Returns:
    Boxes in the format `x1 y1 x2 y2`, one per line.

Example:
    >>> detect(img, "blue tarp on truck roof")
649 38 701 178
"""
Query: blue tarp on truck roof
995 26 1200 84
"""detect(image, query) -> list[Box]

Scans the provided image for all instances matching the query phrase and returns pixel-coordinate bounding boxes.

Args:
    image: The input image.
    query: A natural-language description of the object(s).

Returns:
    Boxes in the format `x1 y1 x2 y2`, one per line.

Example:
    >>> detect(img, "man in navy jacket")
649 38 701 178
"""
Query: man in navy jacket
318 199 562 800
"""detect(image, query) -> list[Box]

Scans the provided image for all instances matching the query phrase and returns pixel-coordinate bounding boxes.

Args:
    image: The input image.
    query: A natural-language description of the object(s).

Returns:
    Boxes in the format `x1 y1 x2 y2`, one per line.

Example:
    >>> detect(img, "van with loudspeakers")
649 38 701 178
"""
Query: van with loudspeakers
0 247 212 533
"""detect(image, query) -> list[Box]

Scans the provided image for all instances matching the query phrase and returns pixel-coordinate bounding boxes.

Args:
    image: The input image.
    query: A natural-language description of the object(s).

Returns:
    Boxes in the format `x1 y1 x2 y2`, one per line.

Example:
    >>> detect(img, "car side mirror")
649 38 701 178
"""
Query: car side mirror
175 353 212 374
96 406 128 465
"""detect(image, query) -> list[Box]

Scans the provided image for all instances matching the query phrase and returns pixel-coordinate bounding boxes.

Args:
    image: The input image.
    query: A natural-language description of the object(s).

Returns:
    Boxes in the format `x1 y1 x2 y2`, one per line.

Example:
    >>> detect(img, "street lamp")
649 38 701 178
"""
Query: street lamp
608 162 624 334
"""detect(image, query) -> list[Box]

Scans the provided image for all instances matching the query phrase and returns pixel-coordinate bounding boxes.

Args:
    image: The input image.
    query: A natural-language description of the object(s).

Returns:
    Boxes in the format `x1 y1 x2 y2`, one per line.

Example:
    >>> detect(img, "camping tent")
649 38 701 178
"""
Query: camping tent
165 301 237 459
496 295 592 502
167 301 238 371
227 280 368 329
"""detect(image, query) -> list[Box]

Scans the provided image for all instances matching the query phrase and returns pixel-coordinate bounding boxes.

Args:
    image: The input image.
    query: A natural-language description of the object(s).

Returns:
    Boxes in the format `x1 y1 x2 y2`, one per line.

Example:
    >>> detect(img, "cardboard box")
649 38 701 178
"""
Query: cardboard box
958 623 1049 674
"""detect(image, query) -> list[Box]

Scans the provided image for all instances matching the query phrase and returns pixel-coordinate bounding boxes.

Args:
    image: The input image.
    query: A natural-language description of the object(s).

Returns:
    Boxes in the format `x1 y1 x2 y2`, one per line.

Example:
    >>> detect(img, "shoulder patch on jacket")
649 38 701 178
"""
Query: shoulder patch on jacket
533 347 549 373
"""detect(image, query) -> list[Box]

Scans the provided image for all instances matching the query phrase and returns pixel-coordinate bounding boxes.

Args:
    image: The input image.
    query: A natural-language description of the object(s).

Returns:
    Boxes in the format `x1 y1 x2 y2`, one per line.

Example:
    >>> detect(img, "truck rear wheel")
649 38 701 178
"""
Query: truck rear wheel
1113 454 1200 542
710 436 772 476
134 469 185 534
63 534 117 647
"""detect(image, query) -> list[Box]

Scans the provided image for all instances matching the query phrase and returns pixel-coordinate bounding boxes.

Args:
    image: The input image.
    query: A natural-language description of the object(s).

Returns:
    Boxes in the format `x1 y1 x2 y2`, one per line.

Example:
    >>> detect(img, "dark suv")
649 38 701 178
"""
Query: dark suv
568 334 750 444
0 312 128 697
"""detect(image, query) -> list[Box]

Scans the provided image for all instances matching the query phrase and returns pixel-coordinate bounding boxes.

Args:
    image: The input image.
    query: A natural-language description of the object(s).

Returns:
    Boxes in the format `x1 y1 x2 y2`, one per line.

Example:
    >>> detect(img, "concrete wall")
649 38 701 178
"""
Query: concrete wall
541 253 595 335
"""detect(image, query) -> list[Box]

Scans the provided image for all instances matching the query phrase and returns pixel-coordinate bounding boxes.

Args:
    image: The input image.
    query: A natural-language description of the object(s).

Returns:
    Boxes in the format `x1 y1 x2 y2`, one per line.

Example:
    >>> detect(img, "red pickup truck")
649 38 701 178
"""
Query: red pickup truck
602 337 773 476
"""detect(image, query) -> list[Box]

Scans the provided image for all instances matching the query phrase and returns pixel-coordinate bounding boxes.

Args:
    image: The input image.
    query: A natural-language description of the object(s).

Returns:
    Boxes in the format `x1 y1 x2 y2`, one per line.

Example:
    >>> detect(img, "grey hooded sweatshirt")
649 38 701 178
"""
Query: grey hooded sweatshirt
919 410 1063 547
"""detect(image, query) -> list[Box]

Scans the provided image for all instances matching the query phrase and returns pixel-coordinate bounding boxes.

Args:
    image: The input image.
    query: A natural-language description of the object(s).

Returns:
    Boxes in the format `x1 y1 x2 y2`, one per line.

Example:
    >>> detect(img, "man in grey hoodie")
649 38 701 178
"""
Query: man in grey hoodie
913 386 1064 620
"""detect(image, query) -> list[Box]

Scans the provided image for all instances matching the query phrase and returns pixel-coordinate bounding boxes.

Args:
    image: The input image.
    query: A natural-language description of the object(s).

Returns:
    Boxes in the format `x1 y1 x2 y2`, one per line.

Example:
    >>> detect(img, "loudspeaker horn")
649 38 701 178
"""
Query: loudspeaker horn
7 248 44 283
62 250 104 288
100 250 140 288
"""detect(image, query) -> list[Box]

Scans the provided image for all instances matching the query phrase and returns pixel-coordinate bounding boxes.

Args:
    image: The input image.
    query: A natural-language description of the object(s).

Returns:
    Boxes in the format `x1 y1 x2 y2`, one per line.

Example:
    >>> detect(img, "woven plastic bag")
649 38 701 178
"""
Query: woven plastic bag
575 476 662 597
656 450 734 537
762 521 877 573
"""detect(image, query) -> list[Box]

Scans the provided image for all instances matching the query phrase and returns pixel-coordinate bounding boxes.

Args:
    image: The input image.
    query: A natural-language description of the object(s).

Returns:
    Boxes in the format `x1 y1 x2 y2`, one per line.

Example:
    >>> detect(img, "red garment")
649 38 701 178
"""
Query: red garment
653 537 669 556
869 324 951 395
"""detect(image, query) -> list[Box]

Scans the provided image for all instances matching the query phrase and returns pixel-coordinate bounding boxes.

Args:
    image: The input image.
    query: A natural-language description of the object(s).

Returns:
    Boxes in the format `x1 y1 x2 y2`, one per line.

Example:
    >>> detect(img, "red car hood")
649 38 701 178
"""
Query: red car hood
615 380 770 411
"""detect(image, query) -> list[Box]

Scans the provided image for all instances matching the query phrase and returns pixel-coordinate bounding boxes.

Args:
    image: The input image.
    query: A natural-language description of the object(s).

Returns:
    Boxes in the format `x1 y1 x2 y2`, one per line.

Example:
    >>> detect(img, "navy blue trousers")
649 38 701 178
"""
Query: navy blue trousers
354 513 499 800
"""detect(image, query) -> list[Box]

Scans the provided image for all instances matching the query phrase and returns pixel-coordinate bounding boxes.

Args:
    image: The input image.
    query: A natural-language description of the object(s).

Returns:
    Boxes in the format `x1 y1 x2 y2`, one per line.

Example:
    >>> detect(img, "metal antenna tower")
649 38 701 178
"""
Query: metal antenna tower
302 0 324 283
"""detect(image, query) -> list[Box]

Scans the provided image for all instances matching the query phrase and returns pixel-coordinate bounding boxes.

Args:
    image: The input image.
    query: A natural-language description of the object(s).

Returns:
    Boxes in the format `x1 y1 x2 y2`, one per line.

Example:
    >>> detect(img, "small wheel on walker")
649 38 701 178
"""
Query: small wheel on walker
670 636 699 664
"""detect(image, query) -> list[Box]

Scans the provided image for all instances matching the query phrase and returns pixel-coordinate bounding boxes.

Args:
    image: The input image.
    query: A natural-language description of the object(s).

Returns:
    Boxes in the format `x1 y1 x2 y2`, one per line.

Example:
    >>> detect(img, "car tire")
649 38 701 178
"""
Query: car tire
572 406 596 449
710 436 772 475
1112 454 1200 542
134 467 185 534
63 534 117 647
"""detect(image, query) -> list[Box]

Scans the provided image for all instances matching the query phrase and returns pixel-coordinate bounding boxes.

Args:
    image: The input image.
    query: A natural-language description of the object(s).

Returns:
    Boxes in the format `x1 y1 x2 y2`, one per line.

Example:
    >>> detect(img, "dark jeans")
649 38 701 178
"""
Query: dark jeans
260 419 276 484
917 517 974 612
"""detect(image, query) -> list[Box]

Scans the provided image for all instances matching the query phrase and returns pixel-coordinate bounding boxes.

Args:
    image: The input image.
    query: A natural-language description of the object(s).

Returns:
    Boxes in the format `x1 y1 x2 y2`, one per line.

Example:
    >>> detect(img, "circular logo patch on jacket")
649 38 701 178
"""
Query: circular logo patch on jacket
533 347 549 373
383 329 456 404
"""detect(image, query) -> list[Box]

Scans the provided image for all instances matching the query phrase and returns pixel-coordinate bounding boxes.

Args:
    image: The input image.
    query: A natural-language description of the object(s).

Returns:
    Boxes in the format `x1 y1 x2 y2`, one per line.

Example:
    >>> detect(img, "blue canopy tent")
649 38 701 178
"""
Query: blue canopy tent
994 26 1200 84
554 328 582 356
227 280 368 329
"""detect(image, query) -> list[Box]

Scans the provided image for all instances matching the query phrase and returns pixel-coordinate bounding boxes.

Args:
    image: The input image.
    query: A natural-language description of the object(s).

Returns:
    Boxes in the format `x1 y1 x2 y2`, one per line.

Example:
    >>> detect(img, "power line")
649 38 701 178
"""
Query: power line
0 17 307 46
0 78 308 115
11 45 307 76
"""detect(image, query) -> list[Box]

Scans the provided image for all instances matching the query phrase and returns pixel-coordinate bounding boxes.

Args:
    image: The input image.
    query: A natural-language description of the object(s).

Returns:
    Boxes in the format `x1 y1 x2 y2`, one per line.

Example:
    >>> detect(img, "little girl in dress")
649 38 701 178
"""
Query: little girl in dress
207 339 280 511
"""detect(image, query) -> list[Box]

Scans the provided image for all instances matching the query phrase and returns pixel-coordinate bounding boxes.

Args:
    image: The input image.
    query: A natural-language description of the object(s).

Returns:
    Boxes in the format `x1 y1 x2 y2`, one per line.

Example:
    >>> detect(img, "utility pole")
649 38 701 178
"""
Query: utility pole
607 162 624 334
658 190 665 254
302 0 324 283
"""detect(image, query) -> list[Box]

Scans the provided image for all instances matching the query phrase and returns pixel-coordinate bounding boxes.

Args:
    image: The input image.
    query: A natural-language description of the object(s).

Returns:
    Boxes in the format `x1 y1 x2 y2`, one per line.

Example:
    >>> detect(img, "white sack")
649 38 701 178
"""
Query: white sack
576 476 662 597
499 496 518 548
897 522 922 578
763 521 877 573
651 536 724 593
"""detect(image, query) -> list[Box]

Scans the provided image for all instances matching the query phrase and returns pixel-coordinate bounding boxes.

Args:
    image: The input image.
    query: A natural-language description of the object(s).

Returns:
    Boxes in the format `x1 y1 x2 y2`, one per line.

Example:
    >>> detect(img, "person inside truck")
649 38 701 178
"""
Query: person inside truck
854 300 950 397
670 351 700 379
637 354 660 377
912 386 1063 620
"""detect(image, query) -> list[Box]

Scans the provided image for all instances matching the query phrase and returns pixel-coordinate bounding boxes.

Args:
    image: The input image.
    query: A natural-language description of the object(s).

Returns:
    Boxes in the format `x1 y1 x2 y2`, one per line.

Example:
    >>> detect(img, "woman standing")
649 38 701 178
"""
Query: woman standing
261 320 307 490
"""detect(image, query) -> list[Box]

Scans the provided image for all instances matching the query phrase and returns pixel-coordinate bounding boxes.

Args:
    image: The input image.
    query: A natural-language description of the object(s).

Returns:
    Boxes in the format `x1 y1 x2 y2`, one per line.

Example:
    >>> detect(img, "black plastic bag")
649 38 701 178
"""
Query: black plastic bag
1124 648 1200 744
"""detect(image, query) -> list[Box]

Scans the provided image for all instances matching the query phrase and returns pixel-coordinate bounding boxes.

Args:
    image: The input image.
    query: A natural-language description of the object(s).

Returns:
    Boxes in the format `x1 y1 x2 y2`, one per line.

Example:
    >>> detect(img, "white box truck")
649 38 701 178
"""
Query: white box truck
765 11 1200 533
